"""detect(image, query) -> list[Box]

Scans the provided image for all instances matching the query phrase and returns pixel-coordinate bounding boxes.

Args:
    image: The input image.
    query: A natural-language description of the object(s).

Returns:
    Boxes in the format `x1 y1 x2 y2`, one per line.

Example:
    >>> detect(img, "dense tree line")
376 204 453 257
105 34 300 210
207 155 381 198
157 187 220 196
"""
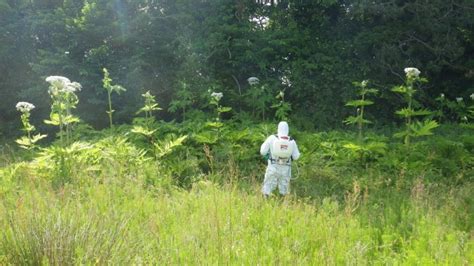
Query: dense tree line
1 0 473 135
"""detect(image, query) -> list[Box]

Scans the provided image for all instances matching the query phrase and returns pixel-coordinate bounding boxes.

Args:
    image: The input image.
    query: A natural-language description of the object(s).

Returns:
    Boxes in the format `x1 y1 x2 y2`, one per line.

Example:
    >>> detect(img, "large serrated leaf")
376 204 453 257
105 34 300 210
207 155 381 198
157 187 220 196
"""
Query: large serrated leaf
345 99 374 107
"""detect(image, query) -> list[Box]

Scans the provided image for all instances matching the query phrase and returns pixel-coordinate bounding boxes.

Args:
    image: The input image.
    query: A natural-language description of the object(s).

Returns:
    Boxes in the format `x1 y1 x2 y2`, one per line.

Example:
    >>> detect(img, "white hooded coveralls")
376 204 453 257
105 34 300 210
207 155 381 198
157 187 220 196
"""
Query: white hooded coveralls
260 121 300 196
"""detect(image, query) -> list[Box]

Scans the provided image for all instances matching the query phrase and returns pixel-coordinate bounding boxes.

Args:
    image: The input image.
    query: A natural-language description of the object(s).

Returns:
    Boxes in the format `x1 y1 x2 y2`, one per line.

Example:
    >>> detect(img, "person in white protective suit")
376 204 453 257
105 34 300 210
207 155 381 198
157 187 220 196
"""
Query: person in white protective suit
260 121 300 197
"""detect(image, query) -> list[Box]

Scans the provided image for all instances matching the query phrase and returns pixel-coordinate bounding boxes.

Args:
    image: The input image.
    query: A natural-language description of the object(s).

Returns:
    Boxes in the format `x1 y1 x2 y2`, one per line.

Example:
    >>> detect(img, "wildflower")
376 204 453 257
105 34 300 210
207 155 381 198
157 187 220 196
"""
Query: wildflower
404 67 421 78
281 76 291 87
211 92 223 101
470 93 474 100
461 116 468 122
16 101 35 113
361 80 368 87
46 76 82 94
247 77 260 86
67 82 82 92
440 93 445 99
456 97 463 103
46 76 71 89
142 91 153 98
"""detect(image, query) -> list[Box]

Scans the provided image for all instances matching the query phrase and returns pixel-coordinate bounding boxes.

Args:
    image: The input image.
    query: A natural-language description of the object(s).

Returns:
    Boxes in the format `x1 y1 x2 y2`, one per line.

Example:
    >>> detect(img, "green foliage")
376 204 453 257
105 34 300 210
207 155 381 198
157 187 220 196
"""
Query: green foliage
271 91 291 121
344 80 378 140
342 141 387 161
245 80 273 121
15 134 47 150
0 1 473 262
44 76 81 146
15 104 47 150
102 68 126 128
137 91 162 119
168 82 193 121
392 69 438 146
153 135 187 159
0 1 473 131
0 164 472 264
1 116 473 264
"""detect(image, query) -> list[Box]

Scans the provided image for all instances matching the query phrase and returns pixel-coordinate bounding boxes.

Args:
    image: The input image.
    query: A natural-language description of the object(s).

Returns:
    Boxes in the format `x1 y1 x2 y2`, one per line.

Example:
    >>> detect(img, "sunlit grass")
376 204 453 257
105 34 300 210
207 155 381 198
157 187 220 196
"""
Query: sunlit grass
0 174 471 264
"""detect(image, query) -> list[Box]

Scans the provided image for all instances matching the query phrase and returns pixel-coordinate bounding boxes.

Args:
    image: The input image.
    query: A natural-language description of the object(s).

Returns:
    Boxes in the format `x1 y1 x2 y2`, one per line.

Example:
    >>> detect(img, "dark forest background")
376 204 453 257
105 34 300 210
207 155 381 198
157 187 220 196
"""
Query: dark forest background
1 0 473 135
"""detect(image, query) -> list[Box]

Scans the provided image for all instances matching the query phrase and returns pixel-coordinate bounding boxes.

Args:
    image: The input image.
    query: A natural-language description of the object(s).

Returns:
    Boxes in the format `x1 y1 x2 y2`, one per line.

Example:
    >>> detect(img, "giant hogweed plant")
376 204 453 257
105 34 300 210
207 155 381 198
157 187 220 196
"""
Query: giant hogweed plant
168 81 193 122
44 76 81 146
137 90 162 121
203 91 231 134
15 102 47 150
193 91 230 145
102 68 126 128
40 76 83 185
342 80 386 162
461 93 474 130
344 80 378 141
271 90 291 121
191 91 233 173
392 68 439 146
272 75 293 121
132 91 161 146
245 77 272 120
131 91 187 160
434 93 474 124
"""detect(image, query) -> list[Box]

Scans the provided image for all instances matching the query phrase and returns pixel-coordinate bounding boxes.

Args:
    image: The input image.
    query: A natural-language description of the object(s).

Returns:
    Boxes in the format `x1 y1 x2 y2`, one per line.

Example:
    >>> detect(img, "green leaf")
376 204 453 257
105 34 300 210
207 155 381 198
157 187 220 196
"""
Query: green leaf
206 121 224 128
410 120 439 137
131 126 156 137
154 135 188 158
31 134 47 143
63 115 80 124
392 85 416 95
411 109 433 116
343 142 363 152
111 85 126 94
194 132 218 144
361 88 378 95
15 136 33 149
366 141 387 154
217 106 232 113
343 115 372 125
44 113 61 125
393 130 409 139
345 99 374 107
343 116 359 125
395 108 415 118
396 108 432 118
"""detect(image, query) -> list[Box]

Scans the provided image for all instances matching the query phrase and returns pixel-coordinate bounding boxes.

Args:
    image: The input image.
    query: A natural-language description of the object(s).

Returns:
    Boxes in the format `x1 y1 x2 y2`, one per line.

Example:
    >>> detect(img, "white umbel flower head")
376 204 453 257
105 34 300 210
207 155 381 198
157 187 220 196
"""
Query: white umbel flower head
211 92 223 101
361 80 369 87
46 76 70 89
404 67 421 78
46 76 81 93
16 101 35 113
63 82 82 93
470 93 474 100
247 77 260 86
440 93 445 99
456 97 463 103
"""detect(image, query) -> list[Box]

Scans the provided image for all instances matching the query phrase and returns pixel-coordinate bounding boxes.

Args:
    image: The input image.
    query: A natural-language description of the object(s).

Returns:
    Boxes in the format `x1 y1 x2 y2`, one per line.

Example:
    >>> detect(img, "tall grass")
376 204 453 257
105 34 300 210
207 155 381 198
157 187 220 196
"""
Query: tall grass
0 126 472 264
0 176 471 264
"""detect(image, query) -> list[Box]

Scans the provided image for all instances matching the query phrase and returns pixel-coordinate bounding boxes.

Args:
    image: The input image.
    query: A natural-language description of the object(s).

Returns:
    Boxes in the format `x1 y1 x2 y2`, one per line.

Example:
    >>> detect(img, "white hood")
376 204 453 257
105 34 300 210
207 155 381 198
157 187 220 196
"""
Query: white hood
277 121 289 137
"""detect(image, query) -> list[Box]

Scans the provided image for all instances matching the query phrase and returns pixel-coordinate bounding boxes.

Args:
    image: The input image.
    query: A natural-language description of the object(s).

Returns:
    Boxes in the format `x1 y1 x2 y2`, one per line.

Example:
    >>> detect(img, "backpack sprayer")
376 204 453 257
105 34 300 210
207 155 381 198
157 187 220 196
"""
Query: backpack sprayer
266 135 300 180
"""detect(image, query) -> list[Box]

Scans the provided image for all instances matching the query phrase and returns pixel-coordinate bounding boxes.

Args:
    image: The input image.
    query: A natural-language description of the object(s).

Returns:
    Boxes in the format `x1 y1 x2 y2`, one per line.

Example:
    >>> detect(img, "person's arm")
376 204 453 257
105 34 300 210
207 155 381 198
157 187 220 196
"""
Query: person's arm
291 141 301 161
260 136 273 156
